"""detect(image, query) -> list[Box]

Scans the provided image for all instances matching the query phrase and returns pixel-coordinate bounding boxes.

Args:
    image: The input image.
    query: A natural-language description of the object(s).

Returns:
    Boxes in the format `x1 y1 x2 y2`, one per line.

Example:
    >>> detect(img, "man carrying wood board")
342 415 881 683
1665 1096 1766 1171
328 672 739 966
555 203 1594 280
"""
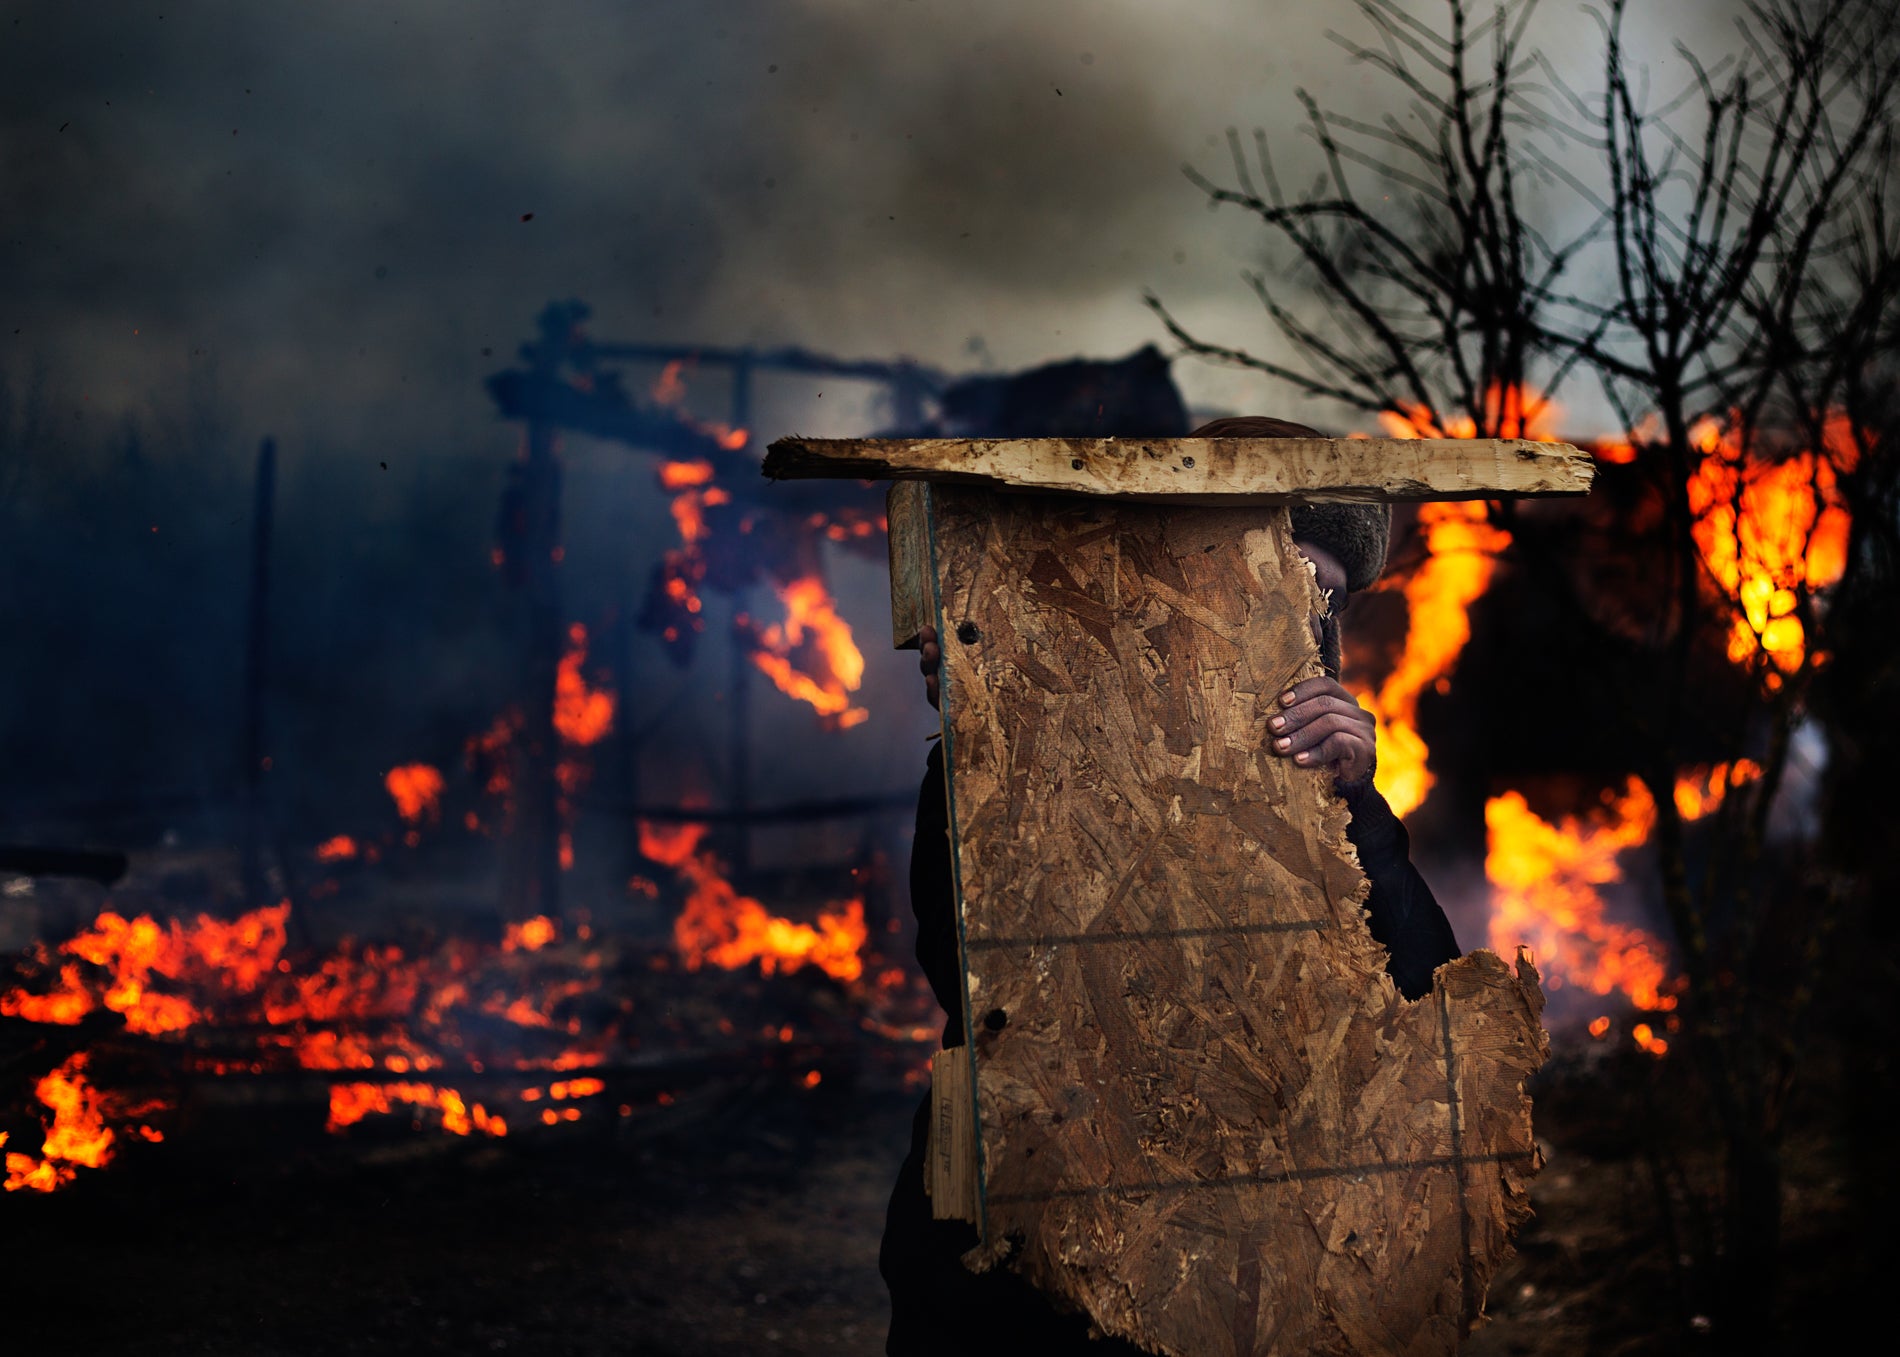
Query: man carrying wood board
765 419 1578 1355
877 416 1463 1356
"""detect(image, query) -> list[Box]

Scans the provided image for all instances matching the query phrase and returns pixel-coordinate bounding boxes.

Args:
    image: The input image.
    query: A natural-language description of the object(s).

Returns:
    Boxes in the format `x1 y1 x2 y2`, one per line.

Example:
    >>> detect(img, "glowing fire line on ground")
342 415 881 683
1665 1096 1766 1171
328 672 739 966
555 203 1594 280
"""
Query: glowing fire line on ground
638 820 868 984
0 900 619 1189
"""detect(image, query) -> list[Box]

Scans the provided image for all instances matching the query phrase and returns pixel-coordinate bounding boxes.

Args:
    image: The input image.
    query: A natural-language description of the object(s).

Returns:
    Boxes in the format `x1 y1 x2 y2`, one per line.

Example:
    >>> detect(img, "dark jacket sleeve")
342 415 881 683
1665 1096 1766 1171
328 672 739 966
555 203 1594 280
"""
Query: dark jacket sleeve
1338 778 1461 1000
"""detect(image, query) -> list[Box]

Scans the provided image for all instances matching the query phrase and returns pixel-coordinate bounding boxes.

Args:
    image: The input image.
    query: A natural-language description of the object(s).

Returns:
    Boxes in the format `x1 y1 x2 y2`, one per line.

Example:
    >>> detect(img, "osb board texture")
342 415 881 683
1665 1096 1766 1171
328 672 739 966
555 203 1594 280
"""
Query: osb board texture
928 486 1548 1357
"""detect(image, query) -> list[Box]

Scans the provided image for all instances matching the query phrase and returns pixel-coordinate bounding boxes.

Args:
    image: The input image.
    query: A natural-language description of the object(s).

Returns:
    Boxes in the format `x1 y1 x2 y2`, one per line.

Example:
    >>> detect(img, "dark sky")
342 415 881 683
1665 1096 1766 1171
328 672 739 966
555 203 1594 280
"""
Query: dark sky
0 0 1740 447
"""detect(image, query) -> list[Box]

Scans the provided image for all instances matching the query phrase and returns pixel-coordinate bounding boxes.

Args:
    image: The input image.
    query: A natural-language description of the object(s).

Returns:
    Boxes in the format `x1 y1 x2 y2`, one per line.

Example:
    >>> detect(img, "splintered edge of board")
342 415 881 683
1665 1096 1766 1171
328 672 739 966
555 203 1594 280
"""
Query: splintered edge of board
767 435 1595 503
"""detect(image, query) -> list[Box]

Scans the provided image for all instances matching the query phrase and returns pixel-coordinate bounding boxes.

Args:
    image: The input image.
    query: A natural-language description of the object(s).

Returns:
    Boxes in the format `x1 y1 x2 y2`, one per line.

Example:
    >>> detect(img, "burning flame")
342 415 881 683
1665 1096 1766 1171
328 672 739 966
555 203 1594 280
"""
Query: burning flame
0 894 622 1182
554 624 615 747
638 820 868 983
742 576 870 730
385 764 445 824
1485 761 1761 1049
658 460 731 547
4 1054 156 1192
326 1083 507 1138
650 360 748 452
1686 414 1853 674
1485 779 1673 1013
1375 384 1563 443
503 915 558 953
1356 388 1537 818
315 835 359 863
1356 502 1512 817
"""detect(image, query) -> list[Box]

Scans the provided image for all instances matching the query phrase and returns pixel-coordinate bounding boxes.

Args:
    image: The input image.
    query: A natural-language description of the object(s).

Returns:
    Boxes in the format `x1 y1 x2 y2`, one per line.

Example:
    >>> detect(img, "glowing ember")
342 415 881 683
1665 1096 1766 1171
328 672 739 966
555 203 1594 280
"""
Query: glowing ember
315 835 359 863
385 764 445 824
502 916 558 953
0 961 93 1025
1631 1023 1668 1057
649 361 748 452
326 1083 507 1138
742 576 870 729
554 624 615 747
1672 758 1763 820
639 819 868 983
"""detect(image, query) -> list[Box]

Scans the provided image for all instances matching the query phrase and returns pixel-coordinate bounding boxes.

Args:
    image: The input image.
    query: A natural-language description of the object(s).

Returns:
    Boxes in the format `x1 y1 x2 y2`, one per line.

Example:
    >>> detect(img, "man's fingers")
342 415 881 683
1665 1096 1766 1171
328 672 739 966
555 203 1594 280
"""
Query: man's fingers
1272 712 1363 756
1280 675 1349 707
1269 694 1365 734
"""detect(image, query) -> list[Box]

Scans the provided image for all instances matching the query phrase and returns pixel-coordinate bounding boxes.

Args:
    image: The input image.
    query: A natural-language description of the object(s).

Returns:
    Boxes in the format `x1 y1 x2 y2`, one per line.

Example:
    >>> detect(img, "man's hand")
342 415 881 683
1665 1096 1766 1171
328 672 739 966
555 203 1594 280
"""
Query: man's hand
1268 676 1377 788
918 624 941 710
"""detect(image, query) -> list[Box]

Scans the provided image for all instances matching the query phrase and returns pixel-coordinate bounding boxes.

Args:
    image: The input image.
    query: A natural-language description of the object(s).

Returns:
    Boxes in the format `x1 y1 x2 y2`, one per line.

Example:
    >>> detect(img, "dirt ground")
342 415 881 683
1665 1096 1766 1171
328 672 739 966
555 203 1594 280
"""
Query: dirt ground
2 1040 1881 1357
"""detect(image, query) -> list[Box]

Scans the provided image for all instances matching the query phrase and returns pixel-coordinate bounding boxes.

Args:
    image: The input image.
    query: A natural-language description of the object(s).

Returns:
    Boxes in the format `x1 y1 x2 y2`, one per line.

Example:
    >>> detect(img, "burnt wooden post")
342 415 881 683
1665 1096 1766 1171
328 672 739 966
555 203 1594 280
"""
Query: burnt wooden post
499 325 569 922
765 433 1594 1357
241 436 277 906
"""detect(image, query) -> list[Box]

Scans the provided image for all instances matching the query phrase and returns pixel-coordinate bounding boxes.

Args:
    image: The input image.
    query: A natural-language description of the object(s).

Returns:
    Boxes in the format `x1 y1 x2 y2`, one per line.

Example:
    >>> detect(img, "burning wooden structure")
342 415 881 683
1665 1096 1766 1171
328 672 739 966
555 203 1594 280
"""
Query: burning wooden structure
767 431 1593 1354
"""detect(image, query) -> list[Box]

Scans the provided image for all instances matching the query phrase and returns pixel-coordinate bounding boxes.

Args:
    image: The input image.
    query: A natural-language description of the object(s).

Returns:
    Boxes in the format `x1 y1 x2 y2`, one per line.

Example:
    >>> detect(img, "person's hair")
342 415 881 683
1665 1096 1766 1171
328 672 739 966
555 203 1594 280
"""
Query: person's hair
1188 415 1324 439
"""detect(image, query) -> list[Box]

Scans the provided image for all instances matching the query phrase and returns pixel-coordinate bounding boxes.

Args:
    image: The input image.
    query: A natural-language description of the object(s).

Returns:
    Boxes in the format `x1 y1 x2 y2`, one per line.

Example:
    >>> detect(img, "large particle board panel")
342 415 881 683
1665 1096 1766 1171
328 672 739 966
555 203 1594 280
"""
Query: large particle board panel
906 482 1547 1357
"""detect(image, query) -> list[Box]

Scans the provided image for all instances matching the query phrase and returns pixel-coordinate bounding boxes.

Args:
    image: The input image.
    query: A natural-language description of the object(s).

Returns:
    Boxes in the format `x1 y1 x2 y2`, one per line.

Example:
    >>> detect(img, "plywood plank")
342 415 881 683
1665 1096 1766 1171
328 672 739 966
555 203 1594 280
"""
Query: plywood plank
887 480 933 651
766 435 1594 502
919 485 1547 1357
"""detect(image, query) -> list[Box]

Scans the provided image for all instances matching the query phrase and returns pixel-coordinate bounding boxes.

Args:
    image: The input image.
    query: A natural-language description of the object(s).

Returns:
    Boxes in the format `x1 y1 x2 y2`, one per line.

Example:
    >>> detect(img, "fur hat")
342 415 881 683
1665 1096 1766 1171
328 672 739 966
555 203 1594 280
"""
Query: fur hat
1188 416 1391 591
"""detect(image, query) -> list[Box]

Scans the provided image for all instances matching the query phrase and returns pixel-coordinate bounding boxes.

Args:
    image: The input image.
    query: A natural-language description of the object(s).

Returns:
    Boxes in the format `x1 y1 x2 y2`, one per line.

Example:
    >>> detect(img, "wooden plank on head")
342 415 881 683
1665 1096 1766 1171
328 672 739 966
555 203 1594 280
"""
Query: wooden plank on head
887 480 934 650
766 435 1594 502
924 484 1548 1356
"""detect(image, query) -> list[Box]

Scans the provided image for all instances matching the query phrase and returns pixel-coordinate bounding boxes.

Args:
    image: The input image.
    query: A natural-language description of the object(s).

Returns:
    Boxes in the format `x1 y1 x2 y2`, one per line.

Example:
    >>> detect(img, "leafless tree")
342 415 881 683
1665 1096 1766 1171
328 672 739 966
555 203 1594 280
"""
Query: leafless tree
1152 0 1900 1346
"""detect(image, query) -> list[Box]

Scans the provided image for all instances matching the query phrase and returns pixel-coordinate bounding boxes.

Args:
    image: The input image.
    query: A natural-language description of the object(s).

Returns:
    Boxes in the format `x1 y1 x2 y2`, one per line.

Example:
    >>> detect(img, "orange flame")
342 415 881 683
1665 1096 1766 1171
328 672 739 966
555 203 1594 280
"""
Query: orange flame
1356 389 1540 816
554 624 615 747
1686 414 1854 674
1357 502 1511 817
744 576 870 729
4 1054 130 1192
638 820 868 983
502 915 558 953
315 835 358 863
2 904 295 1037
1376 383 1564 443
1485 779 1673 1014
650 362 748 452
385 764 444 824
326 1083 507 1138
1487 761 1758 1048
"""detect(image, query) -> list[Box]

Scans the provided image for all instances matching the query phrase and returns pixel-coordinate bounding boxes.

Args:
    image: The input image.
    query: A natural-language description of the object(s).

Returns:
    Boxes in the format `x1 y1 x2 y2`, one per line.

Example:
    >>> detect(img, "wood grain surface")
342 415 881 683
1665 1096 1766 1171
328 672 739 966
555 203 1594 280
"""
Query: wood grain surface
920 484 1547 1357
766 435 1594 503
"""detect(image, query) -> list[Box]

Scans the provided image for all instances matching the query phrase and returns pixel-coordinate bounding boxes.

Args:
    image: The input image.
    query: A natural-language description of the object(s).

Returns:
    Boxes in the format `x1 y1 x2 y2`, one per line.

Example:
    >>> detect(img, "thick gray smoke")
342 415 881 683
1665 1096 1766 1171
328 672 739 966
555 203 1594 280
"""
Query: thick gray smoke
0 0 1750 849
